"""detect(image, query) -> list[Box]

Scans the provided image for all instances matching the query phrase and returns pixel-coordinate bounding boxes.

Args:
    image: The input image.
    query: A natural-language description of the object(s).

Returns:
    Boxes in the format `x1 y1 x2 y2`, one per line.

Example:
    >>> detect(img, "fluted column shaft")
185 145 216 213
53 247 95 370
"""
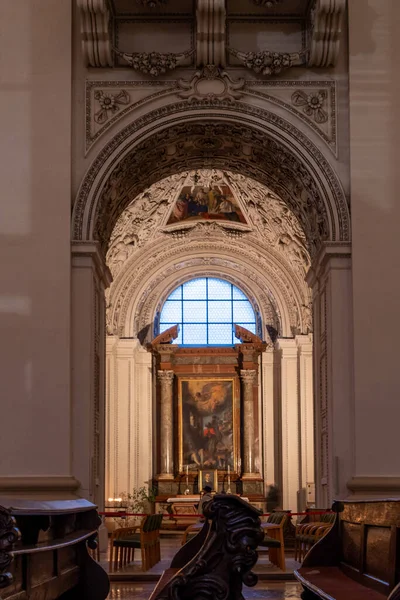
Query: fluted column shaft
158 370 175 479
241 369 258 477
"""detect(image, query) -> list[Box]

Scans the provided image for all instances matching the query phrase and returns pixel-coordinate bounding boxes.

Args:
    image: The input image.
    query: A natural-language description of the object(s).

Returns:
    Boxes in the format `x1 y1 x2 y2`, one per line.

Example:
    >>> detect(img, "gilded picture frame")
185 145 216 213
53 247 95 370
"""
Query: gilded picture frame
178 376 240 475
198 469 218 492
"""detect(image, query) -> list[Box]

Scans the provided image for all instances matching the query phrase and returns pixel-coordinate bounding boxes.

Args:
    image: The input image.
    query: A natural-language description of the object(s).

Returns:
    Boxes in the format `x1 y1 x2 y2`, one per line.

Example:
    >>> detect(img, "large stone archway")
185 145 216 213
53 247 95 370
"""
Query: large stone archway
71 100 352 510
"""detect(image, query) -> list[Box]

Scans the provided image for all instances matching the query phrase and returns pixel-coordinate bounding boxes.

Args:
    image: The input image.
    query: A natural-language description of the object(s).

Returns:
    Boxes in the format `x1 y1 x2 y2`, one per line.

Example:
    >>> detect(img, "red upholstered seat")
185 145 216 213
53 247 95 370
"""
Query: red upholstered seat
296 567 387 600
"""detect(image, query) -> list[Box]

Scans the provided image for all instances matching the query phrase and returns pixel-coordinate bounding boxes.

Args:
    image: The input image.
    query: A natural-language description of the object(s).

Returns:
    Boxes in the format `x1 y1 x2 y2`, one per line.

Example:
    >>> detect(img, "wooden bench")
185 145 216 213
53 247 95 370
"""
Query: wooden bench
0 498 109 600
295 499 400 599
149 493 264 600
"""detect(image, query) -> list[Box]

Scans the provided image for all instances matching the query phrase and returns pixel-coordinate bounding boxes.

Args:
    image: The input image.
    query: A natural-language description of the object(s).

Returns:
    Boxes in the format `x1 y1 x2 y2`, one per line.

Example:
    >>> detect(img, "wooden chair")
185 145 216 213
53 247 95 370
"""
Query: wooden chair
109 513 163 572
259 511 287 572
294 511 335 562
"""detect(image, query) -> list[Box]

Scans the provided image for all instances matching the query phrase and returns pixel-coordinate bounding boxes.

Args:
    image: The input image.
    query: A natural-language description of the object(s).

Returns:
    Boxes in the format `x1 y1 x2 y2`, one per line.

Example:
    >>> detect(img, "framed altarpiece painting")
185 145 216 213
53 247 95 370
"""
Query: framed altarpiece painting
178 376 240 476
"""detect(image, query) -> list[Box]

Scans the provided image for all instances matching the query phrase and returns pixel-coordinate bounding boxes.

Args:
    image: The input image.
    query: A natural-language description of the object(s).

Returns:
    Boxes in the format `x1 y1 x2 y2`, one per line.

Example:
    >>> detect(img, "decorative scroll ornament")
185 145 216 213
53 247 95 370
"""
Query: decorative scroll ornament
0 506 20 589
228 47 305 76
291 90 328 124
177 65 245 101
94 90 130 125
76 0 113 67
114 48 193 77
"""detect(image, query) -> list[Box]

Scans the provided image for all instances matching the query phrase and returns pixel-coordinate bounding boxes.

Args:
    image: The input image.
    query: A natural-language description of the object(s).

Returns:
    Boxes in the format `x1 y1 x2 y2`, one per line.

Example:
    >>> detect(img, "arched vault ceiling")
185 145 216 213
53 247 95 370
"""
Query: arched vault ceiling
105 170 313 339
93 120 343 256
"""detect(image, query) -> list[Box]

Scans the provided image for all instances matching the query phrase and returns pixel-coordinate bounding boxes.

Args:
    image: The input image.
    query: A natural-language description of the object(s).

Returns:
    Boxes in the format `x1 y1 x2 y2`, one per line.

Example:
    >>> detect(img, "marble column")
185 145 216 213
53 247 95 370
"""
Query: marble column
241 369 258 478
158 370 175 480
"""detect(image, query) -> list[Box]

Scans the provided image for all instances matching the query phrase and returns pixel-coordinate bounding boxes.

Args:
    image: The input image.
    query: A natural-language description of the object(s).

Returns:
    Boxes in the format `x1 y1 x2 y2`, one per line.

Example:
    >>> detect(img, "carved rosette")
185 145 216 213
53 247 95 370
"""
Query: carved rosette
0 506 20 589
158 370 175 479
241 369 258 477
291 90 328 124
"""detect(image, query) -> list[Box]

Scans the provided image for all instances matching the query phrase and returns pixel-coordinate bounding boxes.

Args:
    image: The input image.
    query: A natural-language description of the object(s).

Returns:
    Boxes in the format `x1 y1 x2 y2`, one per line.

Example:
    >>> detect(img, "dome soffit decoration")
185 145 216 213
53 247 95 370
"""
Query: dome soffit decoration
94 120 336 256
107 169 310 282
105 169 313 339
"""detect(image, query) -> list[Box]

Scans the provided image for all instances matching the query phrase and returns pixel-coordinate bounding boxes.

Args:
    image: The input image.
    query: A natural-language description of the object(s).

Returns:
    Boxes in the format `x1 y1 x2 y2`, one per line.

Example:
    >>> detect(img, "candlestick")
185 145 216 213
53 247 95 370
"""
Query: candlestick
184 464 190 495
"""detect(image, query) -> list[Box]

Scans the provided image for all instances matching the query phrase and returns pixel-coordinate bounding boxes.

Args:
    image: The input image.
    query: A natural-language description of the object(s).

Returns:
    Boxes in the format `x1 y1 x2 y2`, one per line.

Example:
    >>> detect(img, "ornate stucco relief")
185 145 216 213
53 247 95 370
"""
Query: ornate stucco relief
244 81 336 155
85 81 178 153
86 79 336 156
73 100 349 254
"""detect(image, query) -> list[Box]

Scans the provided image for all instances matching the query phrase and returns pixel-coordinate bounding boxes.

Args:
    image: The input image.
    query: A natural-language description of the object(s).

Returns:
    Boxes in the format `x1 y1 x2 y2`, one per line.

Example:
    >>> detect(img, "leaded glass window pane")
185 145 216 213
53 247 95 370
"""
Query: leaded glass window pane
183 279 207 299
183 301 207 323
207 278 232 300
208 324 234 345
183 323 208 345
233 302 256 323
159 277 257 345
160 300 182 323
208 301 232 323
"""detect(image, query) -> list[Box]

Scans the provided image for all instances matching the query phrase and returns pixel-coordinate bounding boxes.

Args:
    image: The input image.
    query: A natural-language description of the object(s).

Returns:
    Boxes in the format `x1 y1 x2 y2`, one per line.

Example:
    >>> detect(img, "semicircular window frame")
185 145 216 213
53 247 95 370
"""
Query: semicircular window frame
157 277 260 346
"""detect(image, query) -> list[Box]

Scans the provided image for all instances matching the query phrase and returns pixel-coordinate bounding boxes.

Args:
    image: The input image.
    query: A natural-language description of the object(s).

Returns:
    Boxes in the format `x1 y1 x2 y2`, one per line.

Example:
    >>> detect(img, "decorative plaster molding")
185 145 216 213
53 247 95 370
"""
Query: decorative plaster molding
308 0 346 68
94 90 131 125
94 121 330 255
244 81 336 156
228 47 306 77
114 48 193 76
72 99 349 252
177 66 245 101
106 235 310 340
76 0 113 67
85 80 177 154
291 90 328 124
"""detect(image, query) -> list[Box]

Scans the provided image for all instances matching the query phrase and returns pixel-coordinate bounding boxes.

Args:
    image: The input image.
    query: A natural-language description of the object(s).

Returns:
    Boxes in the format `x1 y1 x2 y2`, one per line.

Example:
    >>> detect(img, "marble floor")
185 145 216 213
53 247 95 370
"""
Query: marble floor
102 534 301 579
107 582 303 599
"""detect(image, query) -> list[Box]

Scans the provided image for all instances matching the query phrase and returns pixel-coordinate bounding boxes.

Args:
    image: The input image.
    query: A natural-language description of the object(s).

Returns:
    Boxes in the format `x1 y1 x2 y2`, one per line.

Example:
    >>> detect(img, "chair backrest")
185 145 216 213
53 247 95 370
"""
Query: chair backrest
320 512 335 523
267 511 287 526
112 526 139 541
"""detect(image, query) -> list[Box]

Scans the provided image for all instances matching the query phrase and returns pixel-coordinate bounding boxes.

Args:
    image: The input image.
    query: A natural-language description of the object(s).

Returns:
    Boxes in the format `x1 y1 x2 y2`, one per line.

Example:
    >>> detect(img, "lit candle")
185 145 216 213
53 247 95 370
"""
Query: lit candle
186 464 189 486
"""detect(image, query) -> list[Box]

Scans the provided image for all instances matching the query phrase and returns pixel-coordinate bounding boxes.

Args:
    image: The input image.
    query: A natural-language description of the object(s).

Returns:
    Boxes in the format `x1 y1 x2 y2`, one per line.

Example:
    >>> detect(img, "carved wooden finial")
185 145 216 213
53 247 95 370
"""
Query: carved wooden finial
151 324 179 346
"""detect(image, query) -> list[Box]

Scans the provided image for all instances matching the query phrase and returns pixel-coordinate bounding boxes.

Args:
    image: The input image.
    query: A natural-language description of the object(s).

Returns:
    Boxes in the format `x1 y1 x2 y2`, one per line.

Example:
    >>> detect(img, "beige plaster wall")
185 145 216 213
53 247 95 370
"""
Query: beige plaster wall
0 1 72 481
349 1 400 480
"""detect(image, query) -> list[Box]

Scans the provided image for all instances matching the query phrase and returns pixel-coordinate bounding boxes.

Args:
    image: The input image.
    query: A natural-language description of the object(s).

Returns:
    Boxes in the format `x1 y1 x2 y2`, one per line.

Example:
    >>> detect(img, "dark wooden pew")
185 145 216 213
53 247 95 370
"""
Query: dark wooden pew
295 499 400 600
0 498 109 600
149 493 264 600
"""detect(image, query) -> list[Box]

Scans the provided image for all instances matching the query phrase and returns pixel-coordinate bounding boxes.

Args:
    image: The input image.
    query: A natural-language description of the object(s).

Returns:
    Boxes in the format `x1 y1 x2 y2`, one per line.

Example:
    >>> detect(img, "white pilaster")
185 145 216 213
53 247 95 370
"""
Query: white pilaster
105 337 152 501
278 338 299 513
71 242 111 507
261 349 277 490
307 243 353 506
296 334 314 510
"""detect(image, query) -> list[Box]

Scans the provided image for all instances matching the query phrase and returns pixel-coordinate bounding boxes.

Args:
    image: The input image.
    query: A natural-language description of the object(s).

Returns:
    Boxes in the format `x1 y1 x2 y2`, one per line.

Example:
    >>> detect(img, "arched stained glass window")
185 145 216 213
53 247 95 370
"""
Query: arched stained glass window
159 277 257 345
